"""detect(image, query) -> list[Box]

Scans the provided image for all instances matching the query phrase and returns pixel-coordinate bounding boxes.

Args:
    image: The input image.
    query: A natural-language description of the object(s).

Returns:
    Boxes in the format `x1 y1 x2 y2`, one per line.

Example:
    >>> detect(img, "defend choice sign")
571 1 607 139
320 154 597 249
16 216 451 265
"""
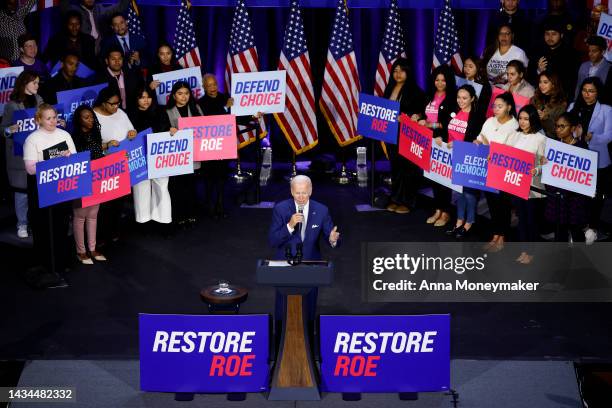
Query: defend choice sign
108 128 149 186
82 151 131 207
0 66 24 115
486 142 534 200
178 115 238 161
319 315 450 392
398 114 432 171
541 138 598 197
597 13 612 62
356 93 400 144
152 67 204 105
424 142 463 193
139 314 269 393
146 130 194 178
230 70 286 116
451 141 498 193
36 151 92 208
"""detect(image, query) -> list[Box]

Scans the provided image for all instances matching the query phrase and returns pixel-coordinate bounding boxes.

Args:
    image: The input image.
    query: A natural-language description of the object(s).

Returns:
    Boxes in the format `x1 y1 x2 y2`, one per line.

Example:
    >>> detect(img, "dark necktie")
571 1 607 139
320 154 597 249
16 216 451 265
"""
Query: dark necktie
121 37 130 55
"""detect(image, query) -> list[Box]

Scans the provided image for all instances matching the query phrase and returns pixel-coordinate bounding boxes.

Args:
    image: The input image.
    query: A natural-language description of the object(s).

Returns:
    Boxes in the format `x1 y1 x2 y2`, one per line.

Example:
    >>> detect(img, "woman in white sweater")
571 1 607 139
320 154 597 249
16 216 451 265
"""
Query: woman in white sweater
509 105 547 264
475 92 519 252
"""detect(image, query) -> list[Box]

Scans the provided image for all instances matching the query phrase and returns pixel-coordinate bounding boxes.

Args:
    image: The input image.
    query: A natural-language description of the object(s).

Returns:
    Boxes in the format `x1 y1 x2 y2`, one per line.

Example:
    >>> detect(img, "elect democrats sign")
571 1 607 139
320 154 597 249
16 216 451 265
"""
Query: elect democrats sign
108 128 149 186
139 314 269 393
357 93 400 144
0 66 24 115
541 138 598 197
319 315 450 393
146 130 194 178
231 70 286 116
451 141 498 193
36 152 92 208
398 114 432 171
178 115 238 161
152 67 204 105
56 83 106 127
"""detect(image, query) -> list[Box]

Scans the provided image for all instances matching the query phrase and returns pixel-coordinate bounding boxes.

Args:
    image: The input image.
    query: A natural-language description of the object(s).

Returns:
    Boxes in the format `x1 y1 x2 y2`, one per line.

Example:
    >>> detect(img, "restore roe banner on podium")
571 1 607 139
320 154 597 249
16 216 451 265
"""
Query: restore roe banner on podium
139 314 269 393
319 315 450 392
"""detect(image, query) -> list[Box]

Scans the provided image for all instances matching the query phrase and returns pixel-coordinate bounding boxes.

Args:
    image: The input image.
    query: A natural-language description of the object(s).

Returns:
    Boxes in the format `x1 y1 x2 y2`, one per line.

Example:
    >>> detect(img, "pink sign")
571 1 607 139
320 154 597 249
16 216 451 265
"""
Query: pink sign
82 151 131 207
485 142 535 199
398 114 432 171
486 87 506 118
512 93 531 113
178 115 238 161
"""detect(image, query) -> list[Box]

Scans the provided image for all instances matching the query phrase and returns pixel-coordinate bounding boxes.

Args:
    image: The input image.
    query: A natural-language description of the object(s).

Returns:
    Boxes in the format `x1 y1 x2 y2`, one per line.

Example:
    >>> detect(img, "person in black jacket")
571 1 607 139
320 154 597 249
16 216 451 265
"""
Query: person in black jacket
43 11 97 70
41 53 88 104
382 58 426 215
485 0 532 52
415 64 457 227
94 46 143 110
462 55 493 122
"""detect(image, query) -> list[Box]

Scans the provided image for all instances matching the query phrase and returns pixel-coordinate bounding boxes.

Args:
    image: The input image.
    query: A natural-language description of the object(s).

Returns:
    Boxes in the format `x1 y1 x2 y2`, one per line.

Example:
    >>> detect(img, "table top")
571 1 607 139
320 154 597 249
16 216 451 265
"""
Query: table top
200 285 249 305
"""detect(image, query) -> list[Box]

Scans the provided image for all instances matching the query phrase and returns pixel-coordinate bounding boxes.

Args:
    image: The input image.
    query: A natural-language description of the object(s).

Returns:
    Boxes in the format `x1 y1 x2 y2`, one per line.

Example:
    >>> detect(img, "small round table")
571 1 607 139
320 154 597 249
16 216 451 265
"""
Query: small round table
200 285 248 313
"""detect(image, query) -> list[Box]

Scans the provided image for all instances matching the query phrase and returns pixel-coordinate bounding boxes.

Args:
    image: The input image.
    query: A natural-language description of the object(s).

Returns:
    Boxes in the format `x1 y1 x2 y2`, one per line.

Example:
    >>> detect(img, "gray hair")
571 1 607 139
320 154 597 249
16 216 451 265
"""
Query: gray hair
290 175 312 189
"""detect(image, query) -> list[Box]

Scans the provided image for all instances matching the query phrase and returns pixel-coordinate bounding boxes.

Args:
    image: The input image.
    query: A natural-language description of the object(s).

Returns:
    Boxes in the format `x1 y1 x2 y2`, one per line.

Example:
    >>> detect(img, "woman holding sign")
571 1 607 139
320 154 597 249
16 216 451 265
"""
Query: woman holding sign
23 104 76 280
569 77 612 244
446 85 485 239
530 71 567 138
1 70 43 239
416 65 457 227
128 85 172 232
383 58 426 214
509 105 546 264
462 55 492 123
93 86 137 243
71 105 106 264
160 81 203 227
147 42 182 91
475 92 518 252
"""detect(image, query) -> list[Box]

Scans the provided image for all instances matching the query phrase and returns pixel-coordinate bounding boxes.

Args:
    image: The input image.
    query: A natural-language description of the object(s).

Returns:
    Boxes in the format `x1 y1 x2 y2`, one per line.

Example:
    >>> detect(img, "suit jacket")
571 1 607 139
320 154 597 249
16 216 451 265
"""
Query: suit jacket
60 0 130 40
43 31 97 70
94 68 144 110
100 33 149 68
268 199 337 261
40 73 87 104
574 60 611 101
569 101 612 168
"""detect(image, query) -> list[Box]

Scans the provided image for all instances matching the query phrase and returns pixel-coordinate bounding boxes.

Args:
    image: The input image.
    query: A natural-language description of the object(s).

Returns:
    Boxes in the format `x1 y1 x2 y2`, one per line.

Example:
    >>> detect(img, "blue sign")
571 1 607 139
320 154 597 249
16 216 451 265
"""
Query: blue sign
12 104 68 156
451 141 498 193
36 151 92 208
50 61 96 79
139 314 270 393
108 128 149 186
357 93 400 144
320 315 450 392
56 83 106 128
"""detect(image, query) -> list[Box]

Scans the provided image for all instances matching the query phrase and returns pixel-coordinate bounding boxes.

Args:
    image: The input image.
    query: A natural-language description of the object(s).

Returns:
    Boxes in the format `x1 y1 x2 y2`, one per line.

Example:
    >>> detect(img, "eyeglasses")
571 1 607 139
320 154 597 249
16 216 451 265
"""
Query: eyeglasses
582 89 597 94
105 100 121 107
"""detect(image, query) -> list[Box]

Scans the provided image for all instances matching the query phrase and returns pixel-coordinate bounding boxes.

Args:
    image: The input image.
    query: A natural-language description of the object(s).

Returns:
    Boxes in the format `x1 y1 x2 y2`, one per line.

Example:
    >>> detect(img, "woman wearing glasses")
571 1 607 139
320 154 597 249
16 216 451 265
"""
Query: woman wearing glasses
93 86 137 244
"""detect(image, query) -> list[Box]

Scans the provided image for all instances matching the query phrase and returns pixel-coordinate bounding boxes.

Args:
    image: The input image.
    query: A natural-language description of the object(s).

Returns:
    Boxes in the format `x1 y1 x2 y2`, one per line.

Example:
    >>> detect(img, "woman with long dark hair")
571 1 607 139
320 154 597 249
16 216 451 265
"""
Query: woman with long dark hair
475 92 519 252
509 105 546 264
462 55 492 122
530 71 567 138
415 64 457 227
71 105 106 264
148 42 182 91
161 81 203 226
382 58 426 214
569 77 612 244
1 70 42 238
502 59 534 98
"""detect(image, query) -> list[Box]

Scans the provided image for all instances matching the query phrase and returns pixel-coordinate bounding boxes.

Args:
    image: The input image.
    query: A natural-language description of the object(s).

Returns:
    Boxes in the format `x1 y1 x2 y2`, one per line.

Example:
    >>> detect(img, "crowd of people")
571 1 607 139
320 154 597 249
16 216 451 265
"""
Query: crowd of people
0 0 610 283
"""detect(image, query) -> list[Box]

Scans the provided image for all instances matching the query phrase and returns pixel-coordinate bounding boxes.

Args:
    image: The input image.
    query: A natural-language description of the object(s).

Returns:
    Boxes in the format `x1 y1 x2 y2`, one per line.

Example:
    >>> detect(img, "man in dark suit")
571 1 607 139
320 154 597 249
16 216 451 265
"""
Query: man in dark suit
41 53 88 104
269 175 340 261
94 46 143 110
100 12 147 69
43 11 97 70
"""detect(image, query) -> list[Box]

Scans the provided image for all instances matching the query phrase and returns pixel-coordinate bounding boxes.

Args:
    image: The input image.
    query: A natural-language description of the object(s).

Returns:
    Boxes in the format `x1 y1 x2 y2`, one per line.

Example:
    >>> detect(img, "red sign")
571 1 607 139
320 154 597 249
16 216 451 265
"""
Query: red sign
398 114 432 171
178 115 238 161
82 151 131 207
513 93 531 113
485 142 535 199
486 87 506 118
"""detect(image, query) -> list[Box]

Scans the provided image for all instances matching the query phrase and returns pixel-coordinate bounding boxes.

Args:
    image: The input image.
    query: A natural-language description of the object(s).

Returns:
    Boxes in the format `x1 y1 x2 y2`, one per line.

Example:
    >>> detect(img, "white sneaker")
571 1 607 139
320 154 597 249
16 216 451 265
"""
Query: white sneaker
585 228 597 245
17 226 28 239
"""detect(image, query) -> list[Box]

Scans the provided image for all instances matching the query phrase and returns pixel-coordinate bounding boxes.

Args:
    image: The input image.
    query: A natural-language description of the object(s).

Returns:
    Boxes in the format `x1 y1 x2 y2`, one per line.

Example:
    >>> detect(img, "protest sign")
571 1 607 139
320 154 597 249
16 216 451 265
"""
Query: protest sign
357 93 400 144
230 70 286 116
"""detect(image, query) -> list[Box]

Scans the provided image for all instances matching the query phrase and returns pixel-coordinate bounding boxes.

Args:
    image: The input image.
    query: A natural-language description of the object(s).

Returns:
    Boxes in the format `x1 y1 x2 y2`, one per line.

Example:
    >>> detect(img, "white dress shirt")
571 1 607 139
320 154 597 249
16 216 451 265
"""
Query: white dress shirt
286 200 309 241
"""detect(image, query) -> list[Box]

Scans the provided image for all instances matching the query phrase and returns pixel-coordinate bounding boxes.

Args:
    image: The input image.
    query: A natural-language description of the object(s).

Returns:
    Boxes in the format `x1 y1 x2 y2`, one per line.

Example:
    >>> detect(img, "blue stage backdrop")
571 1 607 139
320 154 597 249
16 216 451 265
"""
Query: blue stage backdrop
32 0 587 159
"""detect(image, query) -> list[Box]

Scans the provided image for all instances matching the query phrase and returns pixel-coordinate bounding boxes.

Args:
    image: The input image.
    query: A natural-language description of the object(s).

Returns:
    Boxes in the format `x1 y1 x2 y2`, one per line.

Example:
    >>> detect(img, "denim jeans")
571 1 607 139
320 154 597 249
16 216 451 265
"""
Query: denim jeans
456 189 477 224
15 192 28 228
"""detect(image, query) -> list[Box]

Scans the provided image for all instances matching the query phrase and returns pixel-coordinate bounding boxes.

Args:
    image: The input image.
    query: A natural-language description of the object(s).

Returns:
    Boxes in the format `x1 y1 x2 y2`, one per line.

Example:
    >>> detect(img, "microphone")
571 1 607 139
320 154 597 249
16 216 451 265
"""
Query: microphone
296 204 304 237
285 245 293 263
295 243 303 265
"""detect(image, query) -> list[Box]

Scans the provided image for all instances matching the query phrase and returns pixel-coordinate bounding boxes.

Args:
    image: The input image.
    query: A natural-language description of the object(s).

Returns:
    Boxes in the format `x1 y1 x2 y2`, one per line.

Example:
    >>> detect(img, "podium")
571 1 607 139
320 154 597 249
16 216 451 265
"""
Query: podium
256 260 334 401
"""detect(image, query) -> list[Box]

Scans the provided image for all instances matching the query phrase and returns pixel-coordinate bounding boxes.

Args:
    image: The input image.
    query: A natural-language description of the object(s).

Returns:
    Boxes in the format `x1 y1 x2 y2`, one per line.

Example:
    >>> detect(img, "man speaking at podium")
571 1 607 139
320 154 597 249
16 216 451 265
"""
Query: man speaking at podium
269 175 340 261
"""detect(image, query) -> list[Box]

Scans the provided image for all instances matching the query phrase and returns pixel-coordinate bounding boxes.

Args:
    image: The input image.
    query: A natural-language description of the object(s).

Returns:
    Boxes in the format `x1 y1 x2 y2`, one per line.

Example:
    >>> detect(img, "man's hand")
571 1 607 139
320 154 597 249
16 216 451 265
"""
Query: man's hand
537 57 548 73
288 212 304 229
329 226 340 244
225 97 234 108
129 51 141 66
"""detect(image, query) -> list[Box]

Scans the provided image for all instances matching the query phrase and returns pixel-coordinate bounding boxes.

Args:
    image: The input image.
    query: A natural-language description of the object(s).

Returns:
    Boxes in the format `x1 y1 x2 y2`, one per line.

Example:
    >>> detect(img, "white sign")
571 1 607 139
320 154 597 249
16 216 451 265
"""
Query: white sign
541 138 598 197
0 66 24 115
424 142 463 193
152 67 204 106
597 13 612 62
230 70 286 116
146 130 194 179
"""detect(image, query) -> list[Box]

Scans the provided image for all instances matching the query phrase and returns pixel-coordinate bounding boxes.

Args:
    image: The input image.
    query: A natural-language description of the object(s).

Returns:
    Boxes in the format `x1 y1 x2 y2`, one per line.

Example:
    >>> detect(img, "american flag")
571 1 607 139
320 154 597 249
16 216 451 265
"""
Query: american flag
373 0 406 96
173 0 201 68
225 0 266 148
319 0 361 146
127 0 144 38
432 0 462 74
32 0 58 11
273 0 318 154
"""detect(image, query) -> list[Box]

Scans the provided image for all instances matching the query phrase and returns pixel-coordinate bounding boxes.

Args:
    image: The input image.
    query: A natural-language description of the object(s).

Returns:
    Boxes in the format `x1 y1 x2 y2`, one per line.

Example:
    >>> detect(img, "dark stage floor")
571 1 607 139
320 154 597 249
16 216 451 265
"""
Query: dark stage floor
1 168 611 362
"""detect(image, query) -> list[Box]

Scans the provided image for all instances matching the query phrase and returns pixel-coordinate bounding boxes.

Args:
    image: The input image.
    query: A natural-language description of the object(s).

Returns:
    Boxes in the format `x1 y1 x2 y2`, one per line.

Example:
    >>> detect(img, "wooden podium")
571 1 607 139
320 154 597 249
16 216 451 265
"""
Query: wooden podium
256 260 334 401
